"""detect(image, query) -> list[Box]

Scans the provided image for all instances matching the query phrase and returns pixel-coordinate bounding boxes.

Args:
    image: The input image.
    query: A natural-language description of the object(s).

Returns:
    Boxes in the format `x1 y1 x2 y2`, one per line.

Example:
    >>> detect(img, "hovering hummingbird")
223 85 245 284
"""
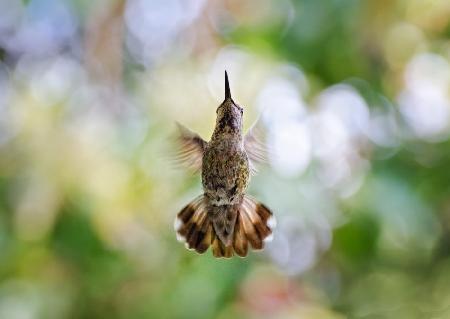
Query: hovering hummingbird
174 71 276 258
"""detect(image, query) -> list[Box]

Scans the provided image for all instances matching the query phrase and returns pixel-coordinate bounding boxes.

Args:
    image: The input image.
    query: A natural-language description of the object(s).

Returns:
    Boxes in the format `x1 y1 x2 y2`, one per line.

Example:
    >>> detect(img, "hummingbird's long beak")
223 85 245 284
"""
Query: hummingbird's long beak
225 71 231 100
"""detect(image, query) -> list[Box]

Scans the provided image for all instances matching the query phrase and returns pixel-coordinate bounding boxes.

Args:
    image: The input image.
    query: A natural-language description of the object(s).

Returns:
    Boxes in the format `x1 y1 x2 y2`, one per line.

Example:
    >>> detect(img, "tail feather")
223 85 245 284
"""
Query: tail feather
241 196 273 247
233 213 249 257
239 206 263 249
210 204 238 247
196 223 214 253
175 194 275 258
212 236 234 258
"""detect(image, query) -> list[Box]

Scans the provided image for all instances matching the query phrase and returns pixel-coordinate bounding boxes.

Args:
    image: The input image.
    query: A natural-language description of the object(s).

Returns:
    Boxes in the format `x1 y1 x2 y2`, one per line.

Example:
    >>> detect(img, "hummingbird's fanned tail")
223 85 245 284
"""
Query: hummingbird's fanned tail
175 195 276 258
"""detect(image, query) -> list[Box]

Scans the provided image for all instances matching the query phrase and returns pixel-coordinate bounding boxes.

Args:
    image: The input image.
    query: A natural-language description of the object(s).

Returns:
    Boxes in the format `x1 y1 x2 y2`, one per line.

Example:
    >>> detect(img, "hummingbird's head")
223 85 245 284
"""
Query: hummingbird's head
215 71 243 134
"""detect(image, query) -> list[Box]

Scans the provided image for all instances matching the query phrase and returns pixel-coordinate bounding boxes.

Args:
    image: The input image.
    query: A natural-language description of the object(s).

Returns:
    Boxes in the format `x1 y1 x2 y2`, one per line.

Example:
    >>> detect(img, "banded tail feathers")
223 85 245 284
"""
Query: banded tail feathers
174 195 276 258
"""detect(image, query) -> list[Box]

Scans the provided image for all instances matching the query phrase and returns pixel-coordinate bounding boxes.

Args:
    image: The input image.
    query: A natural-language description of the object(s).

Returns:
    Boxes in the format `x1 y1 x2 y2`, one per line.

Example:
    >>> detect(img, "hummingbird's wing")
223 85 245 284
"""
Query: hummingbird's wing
174 123 207 172
244 119 268 174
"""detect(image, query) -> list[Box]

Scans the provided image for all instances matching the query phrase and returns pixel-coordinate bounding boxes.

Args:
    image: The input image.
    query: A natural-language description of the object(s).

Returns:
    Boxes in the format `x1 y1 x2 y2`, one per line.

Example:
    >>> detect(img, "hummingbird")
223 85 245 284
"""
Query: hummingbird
174 71 276 258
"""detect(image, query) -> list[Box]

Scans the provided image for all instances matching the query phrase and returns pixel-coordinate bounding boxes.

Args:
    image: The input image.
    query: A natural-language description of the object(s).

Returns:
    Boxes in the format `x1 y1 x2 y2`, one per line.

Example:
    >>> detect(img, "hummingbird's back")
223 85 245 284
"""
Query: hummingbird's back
202 138 250 206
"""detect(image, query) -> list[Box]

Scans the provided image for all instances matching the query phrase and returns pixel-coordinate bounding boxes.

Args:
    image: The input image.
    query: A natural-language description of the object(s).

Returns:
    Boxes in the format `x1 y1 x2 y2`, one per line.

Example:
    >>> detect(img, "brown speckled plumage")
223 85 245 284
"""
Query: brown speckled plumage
174 71 276 258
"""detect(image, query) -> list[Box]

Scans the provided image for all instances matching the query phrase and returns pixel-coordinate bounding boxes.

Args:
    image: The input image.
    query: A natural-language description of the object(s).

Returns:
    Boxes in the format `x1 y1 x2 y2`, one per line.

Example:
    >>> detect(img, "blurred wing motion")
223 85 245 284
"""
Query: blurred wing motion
174 123 207 172
175 195 276 258
244 119 268 174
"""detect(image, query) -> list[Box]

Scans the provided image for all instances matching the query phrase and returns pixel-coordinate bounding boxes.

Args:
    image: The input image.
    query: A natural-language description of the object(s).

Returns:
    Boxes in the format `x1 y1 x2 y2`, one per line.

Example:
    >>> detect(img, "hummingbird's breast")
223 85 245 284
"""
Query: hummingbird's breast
202 139 250 206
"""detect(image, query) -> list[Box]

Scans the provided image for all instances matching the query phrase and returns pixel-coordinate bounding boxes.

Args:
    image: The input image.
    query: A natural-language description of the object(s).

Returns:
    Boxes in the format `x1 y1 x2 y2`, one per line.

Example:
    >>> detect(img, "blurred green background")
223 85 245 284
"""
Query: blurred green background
0 0 449 318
